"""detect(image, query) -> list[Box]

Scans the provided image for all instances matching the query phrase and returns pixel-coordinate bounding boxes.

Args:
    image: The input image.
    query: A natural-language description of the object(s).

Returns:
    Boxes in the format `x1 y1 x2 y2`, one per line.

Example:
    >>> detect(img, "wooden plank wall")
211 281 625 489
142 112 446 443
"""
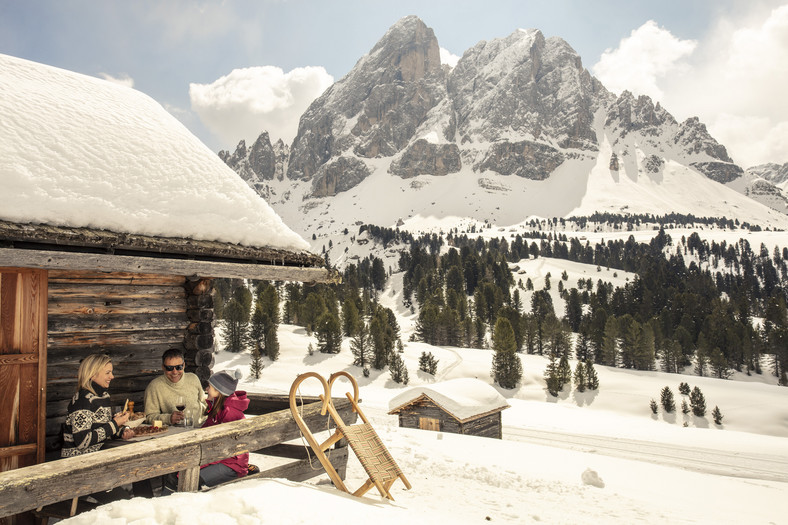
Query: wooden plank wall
45 270 190 451
396 399 461 434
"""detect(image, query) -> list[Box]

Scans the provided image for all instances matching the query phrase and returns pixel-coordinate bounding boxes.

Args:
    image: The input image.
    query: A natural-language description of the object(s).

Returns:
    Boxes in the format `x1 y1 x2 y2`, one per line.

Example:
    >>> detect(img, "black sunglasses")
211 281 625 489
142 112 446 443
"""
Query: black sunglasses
164 364 184 371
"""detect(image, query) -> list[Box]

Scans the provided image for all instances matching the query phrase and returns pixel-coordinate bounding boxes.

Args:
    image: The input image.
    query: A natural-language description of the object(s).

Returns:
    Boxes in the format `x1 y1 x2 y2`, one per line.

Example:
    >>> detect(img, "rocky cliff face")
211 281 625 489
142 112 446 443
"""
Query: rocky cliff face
223 15 762 211
286 15 446 195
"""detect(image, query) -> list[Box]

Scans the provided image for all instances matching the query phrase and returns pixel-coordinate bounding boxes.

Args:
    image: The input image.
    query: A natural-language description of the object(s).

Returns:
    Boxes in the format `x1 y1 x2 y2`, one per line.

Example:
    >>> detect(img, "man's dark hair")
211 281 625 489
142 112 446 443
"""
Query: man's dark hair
162 347 184 363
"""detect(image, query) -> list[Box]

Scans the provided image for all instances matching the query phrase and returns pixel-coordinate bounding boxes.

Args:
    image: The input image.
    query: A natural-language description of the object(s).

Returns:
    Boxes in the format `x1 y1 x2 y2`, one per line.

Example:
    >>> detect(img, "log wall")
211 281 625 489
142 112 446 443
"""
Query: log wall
45 270 210 451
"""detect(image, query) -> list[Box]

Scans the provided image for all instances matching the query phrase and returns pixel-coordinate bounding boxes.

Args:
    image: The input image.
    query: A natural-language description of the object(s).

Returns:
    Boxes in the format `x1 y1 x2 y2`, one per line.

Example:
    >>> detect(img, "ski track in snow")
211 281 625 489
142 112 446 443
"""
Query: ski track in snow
503 427 788 483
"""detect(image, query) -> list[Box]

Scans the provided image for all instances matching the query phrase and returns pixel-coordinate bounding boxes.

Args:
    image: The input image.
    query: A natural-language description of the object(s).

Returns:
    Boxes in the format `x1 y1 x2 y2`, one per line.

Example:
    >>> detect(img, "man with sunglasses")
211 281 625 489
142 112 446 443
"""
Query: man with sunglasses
143 348 207 426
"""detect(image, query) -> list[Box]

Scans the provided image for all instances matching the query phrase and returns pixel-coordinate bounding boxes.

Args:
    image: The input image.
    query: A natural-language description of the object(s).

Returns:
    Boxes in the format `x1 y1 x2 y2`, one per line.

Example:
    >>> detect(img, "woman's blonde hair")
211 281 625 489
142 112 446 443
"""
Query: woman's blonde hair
77 354 113 394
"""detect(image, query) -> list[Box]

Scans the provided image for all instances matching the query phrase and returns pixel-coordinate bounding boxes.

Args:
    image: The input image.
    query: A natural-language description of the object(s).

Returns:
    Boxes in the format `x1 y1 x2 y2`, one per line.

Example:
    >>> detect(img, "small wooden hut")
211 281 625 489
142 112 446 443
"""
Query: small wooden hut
388 378 510 439
0 52 331 496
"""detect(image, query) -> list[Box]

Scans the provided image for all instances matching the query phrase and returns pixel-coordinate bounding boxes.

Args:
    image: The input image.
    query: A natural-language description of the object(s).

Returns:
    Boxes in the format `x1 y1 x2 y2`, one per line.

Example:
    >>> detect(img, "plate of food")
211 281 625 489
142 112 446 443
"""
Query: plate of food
132 424 169 437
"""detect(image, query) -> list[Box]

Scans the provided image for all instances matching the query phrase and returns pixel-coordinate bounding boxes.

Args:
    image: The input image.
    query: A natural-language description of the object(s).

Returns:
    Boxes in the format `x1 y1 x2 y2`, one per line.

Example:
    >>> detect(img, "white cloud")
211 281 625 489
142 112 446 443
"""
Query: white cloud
98 72 134 88
593 5 788 167
592 20 696 100
189 65 334 149
661 4 788 167
440 47 460 68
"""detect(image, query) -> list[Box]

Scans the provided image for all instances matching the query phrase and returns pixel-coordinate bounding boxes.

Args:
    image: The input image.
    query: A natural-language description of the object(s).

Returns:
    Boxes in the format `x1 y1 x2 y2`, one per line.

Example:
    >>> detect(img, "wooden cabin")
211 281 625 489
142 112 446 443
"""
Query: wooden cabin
0 53 337 523
0 219 329 463
388 378 510 439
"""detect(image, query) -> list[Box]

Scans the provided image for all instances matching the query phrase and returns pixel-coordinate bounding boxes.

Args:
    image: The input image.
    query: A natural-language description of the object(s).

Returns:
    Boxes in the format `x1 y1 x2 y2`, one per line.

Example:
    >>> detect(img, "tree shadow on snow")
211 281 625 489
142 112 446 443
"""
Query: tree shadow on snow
571 388 599 407
693 416 710 429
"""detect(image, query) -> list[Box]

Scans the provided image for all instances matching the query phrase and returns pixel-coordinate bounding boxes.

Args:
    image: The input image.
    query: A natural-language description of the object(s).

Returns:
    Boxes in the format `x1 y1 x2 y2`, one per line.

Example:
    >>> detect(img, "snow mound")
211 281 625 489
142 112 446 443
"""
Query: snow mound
0 53 309 251
581 468 605 488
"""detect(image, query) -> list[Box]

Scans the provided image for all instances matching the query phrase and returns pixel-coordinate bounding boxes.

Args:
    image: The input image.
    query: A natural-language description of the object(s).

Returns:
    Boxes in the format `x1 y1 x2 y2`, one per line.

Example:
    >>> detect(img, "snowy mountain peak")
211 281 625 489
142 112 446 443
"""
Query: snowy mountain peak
222 17 788 234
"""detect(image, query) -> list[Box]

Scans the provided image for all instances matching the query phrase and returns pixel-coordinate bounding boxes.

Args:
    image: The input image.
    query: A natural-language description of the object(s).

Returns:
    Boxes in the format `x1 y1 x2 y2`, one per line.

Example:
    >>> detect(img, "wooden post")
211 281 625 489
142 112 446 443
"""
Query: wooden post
178 467 200 492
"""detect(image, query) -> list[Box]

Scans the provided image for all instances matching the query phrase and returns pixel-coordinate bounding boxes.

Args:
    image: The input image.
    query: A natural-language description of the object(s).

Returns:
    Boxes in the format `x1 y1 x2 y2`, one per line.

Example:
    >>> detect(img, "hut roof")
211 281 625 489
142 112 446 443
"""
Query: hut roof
388 378 510 422
0 53 327 280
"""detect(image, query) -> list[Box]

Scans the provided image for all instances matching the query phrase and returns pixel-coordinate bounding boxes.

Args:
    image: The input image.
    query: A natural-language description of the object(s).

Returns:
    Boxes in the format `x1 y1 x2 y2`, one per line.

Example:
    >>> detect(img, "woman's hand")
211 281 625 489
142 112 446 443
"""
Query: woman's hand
121 427 135 440
114 411 130 426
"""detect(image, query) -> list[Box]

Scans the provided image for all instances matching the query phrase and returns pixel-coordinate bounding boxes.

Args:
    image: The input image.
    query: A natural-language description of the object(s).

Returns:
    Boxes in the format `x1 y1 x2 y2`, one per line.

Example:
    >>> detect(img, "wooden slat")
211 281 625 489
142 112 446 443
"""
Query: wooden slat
0 444 37 459
48 270 185 286
47 312 187 334
0 366 19 450
0 273 18 353
0 354 37 366
0 248 333 283
48 283 186 299
47 328 185 348
36 270 48 463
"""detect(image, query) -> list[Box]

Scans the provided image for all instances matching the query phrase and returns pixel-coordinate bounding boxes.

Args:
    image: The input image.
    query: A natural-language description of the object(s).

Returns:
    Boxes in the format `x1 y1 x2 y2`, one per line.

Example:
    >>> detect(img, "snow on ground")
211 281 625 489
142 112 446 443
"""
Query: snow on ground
0 53 308 251
64 314 788 524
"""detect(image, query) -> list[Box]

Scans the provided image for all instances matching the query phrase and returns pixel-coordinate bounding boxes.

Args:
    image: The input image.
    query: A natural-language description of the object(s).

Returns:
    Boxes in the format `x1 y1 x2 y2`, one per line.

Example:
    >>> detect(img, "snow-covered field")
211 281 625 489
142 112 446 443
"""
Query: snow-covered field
64 274 788 525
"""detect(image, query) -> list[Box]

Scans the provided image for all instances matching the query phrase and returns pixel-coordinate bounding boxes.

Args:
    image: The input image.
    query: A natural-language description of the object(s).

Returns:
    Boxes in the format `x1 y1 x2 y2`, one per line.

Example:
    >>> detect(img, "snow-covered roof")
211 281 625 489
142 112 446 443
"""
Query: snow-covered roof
388 378 509 422
0 53 309 253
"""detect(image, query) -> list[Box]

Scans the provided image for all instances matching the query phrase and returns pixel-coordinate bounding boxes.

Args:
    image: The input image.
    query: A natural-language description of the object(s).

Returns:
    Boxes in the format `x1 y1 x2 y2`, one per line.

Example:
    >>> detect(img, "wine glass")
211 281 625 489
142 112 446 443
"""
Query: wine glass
175 396 186 426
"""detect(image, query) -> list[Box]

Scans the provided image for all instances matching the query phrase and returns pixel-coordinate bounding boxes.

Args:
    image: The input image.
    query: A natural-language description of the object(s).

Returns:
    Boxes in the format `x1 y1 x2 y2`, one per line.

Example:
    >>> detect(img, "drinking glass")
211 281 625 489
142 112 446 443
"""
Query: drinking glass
175 396 186 426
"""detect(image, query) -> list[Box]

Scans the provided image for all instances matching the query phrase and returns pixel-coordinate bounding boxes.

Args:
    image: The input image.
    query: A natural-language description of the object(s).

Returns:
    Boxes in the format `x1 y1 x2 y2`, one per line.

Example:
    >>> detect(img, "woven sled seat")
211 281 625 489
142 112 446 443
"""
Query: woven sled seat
289 371 411 500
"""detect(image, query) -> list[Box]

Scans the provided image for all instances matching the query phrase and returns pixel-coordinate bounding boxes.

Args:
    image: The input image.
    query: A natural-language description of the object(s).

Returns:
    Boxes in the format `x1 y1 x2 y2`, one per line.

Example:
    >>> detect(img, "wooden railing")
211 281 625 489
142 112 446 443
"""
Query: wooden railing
0 398 355 518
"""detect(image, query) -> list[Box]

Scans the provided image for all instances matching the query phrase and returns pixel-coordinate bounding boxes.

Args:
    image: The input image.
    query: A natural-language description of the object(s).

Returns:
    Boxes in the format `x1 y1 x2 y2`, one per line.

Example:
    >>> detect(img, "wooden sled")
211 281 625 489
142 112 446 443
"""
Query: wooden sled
289 371 412 500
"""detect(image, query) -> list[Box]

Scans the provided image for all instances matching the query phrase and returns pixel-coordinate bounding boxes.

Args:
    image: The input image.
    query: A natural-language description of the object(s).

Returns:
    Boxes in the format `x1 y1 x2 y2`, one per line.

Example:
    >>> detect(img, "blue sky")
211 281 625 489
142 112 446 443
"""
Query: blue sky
2 1 787 167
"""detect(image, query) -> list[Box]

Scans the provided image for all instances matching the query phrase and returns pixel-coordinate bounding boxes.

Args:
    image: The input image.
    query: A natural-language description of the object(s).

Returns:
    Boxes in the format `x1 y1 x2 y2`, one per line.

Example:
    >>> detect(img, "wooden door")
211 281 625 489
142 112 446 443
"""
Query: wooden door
0 268 47 475
419 417 440 431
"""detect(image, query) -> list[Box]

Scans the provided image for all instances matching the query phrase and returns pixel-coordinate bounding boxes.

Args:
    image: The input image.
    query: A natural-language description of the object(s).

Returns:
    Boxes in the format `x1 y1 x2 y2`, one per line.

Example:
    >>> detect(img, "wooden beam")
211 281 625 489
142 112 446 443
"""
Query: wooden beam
0 248 334 283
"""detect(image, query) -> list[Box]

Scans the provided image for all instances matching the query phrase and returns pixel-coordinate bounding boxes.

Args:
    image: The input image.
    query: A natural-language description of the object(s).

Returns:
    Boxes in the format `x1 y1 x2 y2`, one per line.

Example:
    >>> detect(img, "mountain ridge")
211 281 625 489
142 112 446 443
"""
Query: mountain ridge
218 16 788 237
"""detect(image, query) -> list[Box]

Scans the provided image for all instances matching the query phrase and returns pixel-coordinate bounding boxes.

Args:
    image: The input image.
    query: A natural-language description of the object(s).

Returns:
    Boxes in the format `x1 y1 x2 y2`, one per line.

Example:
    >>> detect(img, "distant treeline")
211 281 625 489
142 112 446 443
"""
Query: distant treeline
365 223 788 385
215 220 788 387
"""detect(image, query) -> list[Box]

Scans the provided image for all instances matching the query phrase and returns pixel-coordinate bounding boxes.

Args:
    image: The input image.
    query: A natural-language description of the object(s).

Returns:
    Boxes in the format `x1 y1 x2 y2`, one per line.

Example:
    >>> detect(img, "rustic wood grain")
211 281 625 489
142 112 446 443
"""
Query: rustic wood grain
0 248 333 283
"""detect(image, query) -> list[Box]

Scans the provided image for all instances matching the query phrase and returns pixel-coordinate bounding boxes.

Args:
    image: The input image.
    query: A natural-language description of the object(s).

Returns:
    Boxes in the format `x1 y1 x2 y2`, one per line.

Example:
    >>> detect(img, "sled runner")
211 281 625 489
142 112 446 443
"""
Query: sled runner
289 371 411 500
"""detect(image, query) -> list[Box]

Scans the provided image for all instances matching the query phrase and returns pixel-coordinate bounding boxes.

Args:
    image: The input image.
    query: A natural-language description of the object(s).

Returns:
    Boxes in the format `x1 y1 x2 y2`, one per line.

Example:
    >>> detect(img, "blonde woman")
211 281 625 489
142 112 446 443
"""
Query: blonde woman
61 354 133 457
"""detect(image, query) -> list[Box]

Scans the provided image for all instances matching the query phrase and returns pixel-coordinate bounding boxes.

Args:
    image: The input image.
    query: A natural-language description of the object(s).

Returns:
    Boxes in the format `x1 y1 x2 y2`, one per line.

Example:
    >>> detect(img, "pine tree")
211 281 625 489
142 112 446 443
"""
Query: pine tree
544 355 561 397
681 399 690 415
222 298 248 353
342 298 360 337
248 303 266 350
418 351 439 375
351 321 373 369
370 307 394 370
315 312 342 354
689 386 707 417
712 405 724 425
585 361 599 390
256 283 281 361
491 317 523 389
678 382 691 396
557 352 572 389
600 316 619 366
249 343 264 380
264 322 280 361
660 386 675 413
573 361 587 392
650 399 658 414
574 331 590 362
389 352 409 385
